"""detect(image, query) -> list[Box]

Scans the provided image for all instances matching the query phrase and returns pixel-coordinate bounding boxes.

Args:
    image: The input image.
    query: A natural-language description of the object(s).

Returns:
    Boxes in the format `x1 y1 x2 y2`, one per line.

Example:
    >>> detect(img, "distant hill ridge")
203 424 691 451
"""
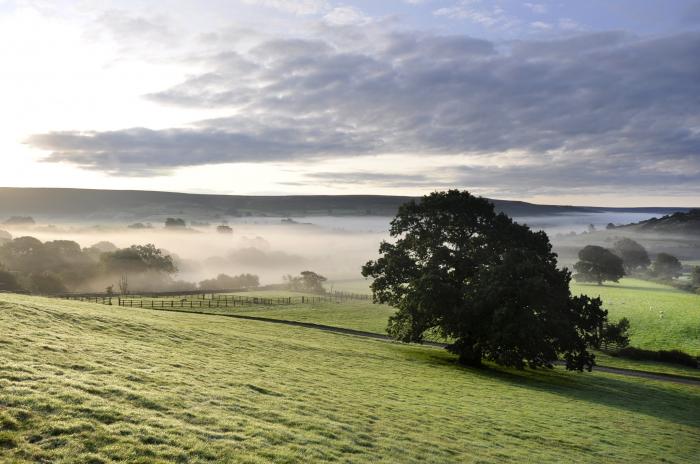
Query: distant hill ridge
618 209 700 234
0 187 689 221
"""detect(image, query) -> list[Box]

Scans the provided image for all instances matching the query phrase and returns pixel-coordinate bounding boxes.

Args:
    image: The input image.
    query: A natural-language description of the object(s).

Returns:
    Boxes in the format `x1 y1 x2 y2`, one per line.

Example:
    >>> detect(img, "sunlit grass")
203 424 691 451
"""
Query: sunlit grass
242 279 700 378
572 278 700 355
1 293 699 462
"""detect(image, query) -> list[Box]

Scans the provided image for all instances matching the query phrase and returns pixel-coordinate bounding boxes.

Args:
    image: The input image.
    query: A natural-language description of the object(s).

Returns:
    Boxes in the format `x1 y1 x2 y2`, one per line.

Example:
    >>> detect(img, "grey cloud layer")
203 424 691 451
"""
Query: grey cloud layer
29 28 700 193
305 159 700 197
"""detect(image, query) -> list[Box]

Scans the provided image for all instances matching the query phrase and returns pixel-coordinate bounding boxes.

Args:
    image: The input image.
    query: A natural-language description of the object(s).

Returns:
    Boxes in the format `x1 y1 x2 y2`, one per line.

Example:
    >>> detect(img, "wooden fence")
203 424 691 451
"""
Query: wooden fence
59 291 371 309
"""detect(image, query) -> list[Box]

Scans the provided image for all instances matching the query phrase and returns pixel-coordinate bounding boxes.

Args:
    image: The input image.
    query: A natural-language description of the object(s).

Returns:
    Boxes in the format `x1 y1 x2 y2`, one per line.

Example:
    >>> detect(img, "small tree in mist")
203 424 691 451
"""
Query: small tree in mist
284 271 327 294
652 253 682 279
164 218 186 229
692 266 700 286
613 238 650 273
300 271 327 294
574 245 625 285
118 274 129 295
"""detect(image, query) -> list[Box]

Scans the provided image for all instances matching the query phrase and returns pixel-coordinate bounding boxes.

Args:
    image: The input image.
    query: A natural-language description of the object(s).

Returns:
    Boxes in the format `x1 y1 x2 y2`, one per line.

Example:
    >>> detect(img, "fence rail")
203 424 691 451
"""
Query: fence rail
59 291 371 309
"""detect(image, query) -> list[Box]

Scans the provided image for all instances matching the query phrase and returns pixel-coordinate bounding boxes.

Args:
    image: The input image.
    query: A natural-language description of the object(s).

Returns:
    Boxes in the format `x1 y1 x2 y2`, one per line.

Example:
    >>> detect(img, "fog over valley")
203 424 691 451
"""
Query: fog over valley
1 209 687 292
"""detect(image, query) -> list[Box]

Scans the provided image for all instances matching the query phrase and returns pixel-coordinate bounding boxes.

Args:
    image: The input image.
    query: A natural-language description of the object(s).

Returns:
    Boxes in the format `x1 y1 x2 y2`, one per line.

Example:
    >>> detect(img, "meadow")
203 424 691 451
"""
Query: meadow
571 279 700 355
238 280 700 379
258 278 700 355
1 293 699 463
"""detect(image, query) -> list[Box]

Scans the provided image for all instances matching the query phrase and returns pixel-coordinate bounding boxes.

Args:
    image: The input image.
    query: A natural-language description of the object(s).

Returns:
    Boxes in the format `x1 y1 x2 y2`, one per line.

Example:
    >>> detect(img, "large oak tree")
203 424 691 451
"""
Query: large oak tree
362 190 607 371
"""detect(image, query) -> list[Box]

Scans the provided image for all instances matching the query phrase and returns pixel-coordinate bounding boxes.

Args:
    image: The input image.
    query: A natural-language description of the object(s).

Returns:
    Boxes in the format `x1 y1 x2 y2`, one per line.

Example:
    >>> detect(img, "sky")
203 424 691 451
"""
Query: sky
1 0 699 207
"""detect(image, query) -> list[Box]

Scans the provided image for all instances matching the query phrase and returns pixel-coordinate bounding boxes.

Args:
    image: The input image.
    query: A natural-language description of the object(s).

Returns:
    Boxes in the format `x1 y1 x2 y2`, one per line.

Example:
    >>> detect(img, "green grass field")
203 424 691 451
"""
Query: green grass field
238 278 700 379
571 278 700 356
261 277 700 357
1 293 700 463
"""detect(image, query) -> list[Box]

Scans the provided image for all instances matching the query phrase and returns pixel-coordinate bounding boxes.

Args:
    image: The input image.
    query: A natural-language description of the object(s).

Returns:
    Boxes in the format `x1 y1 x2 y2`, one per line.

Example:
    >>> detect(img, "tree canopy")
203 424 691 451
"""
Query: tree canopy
100 244 177 275
0 237 186 294
164 218 186 228
612 238 650 272
652 253 682 279
285 271 327 294
199 273 259 290
692 266 700 286
0 266 22 292
362 190 608 371
573 245 625 285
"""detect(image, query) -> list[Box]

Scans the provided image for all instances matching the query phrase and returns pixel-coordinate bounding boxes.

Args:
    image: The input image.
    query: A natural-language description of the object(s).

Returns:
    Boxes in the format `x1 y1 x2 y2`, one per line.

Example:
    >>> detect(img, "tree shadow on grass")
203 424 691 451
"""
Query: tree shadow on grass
423 351 700 428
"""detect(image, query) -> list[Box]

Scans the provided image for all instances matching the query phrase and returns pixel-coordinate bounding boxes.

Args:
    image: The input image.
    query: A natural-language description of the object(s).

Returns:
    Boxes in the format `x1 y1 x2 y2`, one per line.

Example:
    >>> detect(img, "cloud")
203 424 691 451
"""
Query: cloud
681 2 700 25
301 156 700 197
304 171 433 188
530 21 552 30
323 6 371 26
434 1 518 30
28 26 700 196
557 17 581 31
27 125 379 175
241 0 330 16
94 9 179 46
524 3 547 14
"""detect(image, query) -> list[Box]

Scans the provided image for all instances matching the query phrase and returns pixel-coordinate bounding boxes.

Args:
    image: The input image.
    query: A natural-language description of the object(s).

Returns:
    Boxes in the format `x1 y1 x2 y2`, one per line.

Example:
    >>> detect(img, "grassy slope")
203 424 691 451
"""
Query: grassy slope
243 279 700 379
1 294 699 463
571 278 700 355
243 299 395 334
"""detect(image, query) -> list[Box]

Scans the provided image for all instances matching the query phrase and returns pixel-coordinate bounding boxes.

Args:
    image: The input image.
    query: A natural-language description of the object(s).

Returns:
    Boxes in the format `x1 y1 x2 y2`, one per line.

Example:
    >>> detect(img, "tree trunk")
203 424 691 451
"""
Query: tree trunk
457 346 483 367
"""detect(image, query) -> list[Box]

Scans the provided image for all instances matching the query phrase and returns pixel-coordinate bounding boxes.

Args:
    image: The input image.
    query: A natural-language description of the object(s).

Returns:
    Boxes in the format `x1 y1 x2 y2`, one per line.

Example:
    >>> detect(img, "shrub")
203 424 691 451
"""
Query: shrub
25 272 67 295
599 317 630 351
0 267 23 292
615 347 698 368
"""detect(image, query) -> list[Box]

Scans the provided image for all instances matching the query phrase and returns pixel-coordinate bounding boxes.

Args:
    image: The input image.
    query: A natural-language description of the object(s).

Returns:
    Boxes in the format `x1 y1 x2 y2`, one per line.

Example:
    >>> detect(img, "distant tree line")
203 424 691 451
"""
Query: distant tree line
199 273 259 290
573 237 698 293
0 235 261 295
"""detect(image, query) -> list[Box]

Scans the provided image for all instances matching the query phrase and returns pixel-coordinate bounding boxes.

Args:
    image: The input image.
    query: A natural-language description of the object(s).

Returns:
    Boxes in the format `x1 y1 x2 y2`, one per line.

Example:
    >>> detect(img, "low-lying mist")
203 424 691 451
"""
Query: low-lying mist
1 218 392 288
2 211 696 293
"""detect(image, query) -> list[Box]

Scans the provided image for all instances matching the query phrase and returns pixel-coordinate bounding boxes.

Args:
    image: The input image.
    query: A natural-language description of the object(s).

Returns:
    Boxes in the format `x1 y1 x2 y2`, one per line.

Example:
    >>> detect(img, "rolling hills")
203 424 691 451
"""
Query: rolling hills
0 187 687 222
